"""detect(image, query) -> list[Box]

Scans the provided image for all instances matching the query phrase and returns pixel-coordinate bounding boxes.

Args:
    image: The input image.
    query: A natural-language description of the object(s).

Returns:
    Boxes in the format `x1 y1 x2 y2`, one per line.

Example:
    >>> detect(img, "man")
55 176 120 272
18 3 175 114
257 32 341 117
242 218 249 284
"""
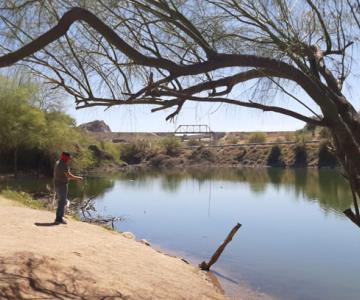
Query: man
53 152 83 224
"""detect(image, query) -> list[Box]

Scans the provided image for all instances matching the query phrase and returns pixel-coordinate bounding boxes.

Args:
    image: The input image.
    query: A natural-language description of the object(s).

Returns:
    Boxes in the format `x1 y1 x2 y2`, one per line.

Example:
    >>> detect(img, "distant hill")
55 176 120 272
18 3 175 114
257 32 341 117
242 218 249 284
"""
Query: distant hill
79 120 112 133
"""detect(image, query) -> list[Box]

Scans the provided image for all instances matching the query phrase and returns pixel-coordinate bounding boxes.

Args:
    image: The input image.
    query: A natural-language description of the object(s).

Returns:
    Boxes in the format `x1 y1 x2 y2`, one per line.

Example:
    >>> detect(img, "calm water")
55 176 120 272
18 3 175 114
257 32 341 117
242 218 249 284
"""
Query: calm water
2 168 360 300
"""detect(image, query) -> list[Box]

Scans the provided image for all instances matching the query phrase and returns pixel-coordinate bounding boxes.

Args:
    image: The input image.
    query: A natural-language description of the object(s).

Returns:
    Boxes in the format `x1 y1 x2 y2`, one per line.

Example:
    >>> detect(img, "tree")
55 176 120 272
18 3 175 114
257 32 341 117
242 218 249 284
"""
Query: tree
0 77 46 176
0 0 360 225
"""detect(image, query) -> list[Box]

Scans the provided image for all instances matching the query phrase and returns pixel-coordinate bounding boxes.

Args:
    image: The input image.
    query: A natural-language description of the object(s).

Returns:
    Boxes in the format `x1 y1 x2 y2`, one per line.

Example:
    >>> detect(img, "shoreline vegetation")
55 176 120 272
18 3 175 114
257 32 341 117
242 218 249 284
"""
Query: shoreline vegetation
0 75 336 178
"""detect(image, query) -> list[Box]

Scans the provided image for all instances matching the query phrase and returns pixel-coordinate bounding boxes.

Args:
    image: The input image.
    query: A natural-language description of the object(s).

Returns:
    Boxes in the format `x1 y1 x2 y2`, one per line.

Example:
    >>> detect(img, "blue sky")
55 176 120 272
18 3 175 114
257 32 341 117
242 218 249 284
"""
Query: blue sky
67 70 360 133
68 100 306 132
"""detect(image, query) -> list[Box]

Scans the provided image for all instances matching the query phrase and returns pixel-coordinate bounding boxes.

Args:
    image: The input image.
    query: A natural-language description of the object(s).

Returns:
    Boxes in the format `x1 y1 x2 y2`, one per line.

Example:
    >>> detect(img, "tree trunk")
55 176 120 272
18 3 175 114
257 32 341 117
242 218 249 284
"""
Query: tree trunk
14 148 18 178
330 114 360 227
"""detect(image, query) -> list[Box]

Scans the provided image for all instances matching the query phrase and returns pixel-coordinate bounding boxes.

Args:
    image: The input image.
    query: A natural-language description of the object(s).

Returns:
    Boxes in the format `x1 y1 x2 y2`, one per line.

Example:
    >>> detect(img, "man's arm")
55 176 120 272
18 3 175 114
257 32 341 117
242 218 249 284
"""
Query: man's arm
65 171 83 181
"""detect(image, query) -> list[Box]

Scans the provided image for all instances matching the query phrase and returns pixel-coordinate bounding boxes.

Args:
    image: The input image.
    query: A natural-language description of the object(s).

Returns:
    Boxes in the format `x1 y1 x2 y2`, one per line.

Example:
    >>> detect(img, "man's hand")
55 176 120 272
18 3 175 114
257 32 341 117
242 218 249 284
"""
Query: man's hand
65 172 84 181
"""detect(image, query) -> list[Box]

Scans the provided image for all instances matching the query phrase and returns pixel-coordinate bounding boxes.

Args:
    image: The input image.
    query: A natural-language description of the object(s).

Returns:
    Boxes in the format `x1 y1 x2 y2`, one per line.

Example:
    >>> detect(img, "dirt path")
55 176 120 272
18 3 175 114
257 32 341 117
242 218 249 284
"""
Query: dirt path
0 196 226 300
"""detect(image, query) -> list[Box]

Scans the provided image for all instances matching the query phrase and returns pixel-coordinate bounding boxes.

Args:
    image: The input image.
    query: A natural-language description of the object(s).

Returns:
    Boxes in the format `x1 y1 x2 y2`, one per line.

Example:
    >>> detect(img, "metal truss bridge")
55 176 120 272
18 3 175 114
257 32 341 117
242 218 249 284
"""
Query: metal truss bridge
174 124 215 141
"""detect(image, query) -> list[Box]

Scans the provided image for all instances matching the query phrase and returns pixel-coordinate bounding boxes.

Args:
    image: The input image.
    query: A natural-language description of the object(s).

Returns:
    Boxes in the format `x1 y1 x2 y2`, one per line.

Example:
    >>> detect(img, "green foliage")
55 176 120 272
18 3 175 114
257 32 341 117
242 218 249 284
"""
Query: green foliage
0 76 98 173
1 189 46 209
0 78 46 151
120 140 153 164
248 132 266 143
99 141 121 163
160 136 181 156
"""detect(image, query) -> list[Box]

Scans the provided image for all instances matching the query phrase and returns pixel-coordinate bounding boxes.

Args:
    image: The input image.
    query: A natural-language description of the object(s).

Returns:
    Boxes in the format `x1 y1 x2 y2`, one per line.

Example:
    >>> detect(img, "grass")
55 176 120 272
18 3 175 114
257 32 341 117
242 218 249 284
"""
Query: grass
1 189 47 210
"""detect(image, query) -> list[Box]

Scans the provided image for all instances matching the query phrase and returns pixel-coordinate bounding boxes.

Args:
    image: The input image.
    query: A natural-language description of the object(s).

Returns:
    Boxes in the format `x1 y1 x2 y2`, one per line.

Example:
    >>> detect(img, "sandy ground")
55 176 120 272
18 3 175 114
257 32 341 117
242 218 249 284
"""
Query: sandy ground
0 196 226 300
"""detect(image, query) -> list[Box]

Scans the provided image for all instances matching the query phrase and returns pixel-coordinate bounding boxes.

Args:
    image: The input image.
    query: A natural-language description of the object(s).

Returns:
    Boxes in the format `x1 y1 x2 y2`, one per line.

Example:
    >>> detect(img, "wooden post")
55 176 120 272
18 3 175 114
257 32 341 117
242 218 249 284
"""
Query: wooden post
199 223 241 271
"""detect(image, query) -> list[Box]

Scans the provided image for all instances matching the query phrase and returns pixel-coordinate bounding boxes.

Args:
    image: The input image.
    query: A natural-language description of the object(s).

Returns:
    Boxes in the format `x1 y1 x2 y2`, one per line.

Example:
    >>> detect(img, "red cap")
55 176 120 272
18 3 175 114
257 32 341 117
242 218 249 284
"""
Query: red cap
60 152 71 162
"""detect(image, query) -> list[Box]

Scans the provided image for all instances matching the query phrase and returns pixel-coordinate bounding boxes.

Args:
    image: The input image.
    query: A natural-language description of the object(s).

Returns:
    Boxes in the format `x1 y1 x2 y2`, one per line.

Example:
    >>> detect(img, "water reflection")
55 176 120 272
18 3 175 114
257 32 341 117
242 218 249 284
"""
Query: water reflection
104 168 352 214
0 169 352 215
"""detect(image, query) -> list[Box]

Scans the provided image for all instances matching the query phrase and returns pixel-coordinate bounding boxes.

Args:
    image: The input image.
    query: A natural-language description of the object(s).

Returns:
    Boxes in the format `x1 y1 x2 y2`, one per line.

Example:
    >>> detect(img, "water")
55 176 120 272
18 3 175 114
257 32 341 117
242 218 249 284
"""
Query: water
1 168 359 300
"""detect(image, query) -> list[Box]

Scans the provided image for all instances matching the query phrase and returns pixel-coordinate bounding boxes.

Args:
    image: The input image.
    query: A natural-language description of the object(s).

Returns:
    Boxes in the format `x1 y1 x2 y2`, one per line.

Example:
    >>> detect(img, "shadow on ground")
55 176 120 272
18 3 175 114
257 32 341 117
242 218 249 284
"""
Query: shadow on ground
34 222 58 227
0 252 127 299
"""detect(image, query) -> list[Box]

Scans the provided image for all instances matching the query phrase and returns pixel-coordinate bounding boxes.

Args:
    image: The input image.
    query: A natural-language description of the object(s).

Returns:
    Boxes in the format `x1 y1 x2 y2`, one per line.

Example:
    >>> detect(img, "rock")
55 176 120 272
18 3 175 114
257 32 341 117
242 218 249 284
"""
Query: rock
122 232 136 239
79 120 111 133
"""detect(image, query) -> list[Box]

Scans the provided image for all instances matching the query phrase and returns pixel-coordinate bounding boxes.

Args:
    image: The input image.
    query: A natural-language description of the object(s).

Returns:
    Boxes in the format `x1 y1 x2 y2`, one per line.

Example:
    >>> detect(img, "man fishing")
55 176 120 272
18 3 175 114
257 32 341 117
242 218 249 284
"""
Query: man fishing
53 152 83 224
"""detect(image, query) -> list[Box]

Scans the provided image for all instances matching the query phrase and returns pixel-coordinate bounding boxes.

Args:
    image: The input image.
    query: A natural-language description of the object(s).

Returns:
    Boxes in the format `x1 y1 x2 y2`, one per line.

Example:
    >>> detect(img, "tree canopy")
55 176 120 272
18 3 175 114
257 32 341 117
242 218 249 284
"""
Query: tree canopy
0 1 357 124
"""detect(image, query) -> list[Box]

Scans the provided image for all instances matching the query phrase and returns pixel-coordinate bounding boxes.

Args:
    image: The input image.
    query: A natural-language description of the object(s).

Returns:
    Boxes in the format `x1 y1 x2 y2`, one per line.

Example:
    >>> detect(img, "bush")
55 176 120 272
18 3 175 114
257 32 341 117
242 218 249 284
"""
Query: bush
318 142 337 168
293 144 308 166
187 139 201 147
190 147 217 163
248 132 266 143
120 140 152 164
267 145 284 167
160 136 181 156
226 136 239 145
149 154 171 168
99 141 121 162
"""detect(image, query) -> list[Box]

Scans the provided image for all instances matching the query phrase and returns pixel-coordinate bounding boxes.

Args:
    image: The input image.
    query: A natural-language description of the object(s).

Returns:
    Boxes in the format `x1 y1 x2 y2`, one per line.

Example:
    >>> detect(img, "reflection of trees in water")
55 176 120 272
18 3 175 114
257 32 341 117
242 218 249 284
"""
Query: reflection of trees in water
115 168 352 214
1 168 351 214
69 177 115 201
73 168 353 214
0 178 52 194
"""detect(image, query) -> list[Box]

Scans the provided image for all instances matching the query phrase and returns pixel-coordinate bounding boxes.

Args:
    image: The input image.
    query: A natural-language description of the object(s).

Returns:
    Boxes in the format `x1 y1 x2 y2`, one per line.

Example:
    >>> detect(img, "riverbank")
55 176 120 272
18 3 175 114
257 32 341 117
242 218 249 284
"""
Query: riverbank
88 142 337 175
0 196 226 300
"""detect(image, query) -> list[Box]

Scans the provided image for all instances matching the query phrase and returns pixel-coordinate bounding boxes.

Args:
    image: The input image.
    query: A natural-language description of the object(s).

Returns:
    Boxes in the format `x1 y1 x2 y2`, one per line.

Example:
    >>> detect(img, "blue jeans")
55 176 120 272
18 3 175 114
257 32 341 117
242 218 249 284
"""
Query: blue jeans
55 184 68 221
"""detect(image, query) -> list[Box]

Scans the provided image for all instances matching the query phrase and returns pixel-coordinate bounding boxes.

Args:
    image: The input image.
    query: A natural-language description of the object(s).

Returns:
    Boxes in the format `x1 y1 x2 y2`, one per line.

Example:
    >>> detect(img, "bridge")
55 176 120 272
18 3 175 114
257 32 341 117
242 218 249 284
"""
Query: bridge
174 124 215 142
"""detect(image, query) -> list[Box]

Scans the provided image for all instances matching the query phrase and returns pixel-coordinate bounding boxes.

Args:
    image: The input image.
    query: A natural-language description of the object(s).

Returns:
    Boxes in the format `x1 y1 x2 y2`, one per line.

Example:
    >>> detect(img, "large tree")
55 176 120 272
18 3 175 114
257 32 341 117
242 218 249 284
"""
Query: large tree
0 0 360 225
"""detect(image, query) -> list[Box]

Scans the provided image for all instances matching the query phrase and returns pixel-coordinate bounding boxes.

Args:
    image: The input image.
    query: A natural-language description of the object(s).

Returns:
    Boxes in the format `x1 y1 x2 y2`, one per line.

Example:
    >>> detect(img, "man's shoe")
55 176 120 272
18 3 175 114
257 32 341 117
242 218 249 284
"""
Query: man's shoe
54 219 67 225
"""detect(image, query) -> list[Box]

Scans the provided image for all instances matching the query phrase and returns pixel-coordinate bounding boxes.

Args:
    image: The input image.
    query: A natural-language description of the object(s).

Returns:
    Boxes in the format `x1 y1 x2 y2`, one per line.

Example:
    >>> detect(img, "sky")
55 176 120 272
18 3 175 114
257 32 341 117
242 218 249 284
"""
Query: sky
67 100 307 133
66 72 360 133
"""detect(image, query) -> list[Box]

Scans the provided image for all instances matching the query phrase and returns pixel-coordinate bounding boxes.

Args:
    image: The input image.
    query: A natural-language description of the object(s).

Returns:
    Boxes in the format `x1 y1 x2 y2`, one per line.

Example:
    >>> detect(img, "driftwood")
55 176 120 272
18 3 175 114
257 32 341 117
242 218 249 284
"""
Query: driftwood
199 222 241 271
343 209 360 228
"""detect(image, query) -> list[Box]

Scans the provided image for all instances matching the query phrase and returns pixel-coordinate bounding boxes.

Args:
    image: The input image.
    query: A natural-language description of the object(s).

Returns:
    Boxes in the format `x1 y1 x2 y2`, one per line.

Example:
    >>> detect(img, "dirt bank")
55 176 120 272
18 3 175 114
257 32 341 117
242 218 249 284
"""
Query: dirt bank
0 196 225 300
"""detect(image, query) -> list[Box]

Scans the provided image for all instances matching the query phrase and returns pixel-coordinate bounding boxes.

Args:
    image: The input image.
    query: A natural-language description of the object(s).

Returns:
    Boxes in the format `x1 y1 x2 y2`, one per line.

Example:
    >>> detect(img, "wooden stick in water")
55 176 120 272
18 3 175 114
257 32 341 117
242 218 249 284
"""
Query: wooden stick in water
199 222 241 271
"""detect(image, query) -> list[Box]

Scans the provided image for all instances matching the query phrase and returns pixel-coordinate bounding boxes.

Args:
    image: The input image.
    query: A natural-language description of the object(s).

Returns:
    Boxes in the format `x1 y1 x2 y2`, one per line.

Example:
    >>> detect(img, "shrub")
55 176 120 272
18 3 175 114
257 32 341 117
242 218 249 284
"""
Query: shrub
318 142 337 168
248 132 266 143
226 136 239 145
160 136 181 156
187 139 201 147
190 147 217 163
120 140 152 164
267 145 284 167
293 144 308 166
149 154 171 168
99 141 121 162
